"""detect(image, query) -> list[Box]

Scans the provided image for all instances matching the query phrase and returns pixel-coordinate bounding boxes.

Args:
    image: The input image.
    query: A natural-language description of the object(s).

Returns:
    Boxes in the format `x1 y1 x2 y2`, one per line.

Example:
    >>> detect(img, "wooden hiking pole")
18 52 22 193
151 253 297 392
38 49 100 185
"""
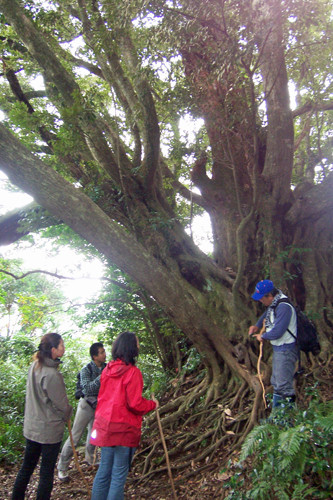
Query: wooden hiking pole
67 419 91 491
92 444 98 466
256 323 267 409
155 407 178 500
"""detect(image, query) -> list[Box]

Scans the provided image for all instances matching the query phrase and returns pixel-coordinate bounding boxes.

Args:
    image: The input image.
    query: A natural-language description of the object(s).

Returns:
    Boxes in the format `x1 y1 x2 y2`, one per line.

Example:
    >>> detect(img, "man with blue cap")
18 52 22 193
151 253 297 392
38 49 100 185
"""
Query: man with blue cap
248 280 298 408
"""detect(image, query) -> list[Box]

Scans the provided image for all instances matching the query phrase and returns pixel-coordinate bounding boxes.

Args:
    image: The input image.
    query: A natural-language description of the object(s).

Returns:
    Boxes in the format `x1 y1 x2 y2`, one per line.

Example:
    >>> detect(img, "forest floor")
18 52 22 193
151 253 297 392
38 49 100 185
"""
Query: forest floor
0 447 230 499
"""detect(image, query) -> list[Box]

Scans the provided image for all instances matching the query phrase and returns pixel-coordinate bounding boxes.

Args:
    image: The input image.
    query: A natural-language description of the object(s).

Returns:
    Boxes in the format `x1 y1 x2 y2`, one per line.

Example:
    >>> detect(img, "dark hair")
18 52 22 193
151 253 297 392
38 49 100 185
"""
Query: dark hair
264 287 279 298
111 331 138 365
90 342 104 359
34 332 62 368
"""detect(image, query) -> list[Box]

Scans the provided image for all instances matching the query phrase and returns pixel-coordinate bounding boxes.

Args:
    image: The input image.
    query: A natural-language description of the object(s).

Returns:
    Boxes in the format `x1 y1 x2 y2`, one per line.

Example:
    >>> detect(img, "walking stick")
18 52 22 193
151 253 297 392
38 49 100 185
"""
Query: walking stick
67 419 91 491
256 323 267 409
155 408 178 500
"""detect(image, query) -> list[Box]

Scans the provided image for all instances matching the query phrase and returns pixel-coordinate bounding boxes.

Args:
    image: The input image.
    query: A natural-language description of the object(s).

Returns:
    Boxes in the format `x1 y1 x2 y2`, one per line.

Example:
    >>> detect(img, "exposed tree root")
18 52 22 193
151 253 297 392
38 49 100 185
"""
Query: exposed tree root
132 356 330 494
134 371 260 488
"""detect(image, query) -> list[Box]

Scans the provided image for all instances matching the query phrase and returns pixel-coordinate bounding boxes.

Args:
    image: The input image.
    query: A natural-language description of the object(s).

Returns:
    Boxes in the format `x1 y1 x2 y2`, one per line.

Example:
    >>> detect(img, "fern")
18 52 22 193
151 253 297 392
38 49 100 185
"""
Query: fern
224 396 333 499
278 425 309 472
291 481 321 499
315 413 333 432
239 423 278 461
271 484 291 500
281 442 308 474
249 480 283 500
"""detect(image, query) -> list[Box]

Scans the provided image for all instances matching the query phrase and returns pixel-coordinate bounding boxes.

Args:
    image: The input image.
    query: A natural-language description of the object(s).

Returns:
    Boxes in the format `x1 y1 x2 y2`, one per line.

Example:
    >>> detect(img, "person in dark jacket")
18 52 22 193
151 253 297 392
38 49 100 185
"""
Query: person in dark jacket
11 332 72 500
90 331 158 500
58 342 106 481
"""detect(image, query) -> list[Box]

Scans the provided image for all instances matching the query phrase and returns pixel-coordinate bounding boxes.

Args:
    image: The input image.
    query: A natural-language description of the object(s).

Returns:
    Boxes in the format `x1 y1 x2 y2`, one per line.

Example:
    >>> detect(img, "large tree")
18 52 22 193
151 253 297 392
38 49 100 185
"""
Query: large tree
0 0 332 430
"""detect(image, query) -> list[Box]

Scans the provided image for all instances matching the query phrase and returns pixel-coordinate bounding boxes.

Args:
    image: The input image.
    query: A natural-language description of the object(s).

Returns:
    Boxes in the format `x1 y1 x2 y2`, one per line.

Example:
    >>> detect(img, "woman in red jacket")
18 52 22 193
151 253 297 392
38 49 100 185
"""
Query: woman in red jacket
90 331 158 500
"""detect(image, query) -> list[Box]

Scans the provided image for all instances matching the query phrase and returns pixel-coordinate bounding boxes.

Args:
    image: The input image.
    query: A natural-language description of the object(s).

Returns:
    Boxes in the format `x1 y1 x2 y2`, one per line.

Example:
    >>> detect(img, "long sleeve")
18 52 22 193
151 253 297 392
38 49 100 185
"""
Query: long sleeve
24 361 73 443
41 371 72 422
125 368 156 416
90 360 156 448
80 362 103 397
262 303 293 340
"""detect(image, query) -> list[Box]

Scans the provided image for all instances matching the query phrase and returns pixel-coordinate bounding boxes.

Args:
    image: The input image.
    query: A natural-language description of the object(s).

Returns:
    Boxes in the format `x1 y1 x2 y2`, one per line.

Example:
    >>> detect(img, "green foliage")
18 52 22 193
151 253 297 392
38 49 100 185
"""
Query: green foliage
82 265 186 374
0 335 35 365
59 333 93 403
223 392 333 499
0 330 93 464
0 360 27 463
0 321 168 464
181 346 202 374
38 226 103 259
0 417 26 464
286 0 333 183
0 256 68 337
239 422 280 459
139 354 168 399
0 256 176 463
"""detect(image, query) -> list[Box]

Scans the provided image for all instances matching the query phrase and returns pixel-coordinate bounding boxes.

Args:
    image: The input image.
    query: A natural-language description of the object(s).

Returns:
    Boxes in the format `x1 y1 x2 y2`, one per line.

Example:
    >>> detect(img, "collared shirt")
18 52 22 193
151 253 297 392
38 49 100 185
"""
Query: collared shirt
80 360 106 398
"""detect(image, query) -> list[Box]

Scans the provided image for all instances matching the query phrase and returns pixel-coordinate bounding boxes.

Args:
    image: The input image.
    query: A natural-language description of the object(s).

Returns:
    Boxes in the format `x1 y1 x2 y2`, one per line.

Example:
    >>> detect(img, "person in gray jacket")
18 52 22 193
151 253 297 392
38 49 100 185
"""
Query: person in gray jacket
11 332 72 500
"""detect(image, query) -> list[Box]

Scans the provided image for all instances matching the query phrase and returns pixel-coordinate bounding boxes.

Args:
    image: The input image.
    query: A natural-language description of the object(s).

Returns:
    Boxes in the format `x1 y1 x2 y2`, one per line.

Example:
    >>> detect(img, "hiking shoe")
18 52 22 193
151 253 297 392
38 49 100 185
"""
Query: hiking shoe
58 470 69 482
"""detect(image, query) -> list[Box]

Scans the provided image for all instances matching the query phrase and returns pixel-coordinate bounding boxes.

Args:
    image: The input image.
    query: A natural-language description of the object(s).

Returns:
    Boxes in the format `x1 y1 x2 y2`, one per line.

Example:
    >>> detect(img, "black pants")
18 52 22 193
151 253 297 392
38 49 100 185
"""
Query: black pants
12 439 61 500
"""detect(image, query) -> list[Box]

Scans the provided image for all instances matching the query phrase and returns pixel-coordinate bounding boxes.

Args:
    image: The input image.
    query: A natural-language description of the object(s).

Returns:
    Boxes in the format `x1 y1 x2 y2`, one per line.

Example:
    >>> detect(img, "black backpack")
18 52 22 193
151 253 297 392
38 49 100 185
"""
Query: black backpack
272 298 321 356
74 363 92 399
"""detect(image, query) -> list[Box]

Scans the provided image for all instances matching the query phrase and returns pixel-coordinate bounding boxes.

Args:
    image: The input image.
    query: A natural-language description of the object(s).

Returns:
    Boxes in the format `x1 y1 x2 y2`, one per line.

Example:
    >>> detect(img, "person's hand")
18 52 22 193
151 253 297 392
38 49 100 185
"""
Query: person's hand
252 333 264 343
151 394 159 409
248 325 259 336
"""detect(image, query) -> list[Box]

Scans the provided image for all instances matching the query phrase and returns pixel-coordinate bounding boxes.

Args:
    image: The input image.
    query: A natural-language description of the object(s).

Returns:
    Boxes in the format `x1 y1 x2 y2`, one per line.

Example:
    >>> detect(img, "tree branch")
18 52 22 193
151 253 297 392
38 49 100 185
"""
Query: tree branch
5 68 56 147
292 100 333 119
117 29 160 193
254 1 294 202
0 268 136 293
77 0 144 183
0 0 77 104
0 0 122 185
160 161 208 210
0 203 60 246
70 56 104 79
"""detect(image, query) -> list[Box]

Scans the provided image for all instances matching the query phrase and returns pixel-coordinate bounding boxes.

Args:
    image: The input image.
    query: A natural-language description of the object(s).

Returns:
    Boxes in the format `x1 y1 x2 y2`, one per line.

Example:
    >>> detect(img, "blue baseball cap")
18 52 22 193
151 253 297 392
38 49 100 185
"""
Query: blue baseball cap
252 280 274 300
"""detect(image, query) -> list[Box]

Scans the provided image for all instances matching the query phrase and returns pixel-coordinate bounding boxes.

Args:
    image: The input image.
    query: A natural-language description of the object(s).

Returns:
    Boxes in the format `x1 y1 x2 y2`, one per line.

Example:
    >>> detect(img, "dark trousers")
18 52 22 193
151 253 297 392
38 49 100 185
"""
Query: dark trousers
12 438 61 500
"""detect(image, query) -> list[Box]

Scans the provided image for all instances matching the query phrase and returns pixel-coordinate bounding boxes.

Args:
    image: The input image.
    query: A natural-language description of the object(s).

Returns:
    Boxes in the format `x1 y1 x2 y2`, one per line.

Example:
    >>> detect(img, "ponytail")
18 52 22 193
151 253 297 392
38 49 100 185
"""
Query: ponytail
34 332 62 369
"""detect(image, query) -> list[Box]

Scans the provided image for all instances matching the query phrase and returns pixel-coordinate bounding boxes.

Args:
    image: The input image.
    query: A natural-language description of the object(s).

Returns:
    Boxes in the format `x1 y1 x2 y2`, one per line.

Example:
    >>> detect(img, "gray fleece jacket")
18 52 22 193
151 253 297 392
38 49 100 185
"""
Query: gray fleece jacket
23 357 72 444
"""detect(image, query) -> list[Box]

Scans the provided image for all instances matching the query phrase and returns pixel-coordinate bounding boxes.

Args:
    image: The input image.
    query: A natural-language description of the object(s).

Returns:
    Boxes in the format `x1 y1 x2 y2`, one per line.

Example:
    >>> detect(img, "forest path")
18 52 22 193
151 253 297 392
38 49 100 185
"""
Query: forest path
0 453 226 499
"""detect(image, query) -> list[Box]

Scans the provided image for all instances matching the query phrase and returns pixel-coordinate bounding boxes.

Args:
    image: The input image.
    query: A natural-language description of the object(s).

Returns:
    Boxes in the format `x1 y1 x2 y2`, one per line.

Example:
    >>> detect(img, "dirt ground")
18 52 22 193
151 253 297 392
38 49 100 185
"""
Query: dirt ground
0 450 227 499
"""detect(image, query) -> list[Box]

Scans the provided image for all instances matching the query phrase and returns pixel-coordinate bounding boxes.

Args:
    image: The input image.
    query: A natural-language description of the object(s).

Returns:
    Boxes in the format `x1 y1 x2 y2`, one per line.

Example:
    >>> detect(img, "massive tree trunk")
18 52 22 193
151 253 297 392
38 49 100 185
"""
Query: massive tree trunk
0 122 257 395
0 0 332 416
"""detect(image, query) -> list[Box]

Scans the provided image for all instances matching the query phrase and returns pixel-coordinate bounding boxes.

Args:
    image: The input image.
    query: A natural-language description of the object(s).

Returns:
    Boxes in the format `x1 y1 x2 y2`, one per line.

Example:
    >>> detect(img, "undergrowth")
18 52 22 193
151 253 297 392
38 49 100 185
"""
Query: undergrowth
0 361 27 463
223 387 333 499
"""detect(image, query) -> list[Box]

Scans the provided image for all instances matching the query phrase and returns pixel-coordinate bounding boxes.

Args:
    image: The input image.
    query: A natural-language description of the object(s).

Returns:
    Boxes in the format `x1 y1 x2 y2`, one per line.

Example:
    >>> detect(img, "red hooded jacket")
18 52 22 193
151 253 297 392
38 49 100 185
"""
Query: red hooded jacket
90 359 156 448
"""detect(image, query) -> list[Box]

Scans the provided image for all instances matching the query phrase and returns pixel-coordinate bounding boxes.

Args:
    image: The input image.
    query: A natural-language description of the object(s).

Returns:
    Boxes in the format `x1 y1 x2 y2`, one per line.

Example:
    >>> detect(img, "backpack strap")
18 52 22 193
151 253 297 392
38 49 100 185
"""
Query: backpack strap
272 298 296 338
272 298 302 373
